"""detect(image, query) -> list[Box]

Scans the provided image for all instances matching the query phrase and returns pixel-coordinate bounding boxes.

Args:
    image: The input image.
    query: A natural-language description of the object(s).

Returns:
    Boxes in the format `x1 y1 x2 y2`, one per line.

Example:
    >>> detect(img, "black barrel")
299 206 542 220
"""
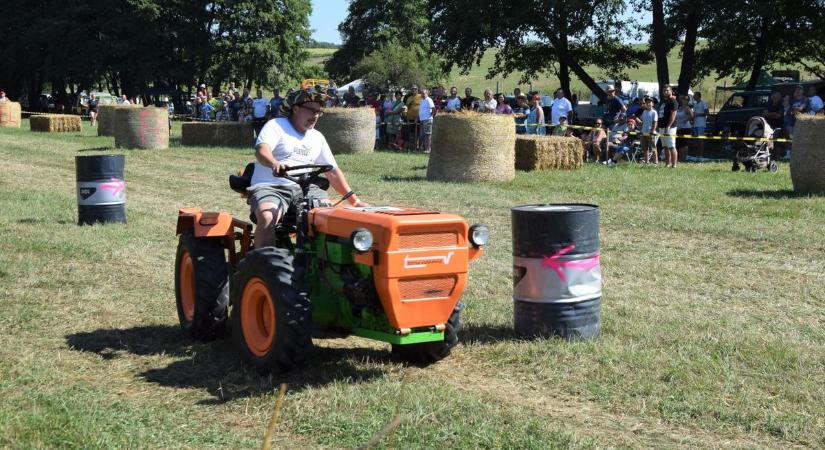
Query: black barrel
512 204 601 339
76 154 126 225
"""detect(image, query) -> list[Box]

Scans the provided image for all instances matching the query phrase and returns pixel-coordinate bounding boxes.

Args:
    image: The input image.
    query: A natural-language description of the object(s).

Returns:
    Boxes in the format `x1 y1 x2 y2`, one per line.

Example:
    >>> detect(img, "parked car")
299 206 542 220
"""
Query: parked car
714 80 825 135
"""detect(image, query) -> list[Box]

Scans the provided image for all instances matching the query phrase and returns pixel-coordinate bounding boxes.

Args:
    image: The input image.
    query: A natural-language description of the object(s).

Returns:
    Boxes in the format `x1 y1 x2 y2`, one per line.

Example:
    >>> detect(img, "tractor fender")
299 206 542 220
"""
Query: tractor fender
177 208 235 238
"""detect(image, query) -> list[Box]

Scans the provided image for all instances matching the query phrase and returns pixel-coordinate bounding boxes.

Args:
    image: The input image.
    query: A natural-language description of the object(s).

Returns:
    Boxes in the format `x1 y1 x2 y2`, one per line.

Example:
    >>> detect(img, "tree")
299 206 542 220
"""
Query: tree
696 0 820 90
324 0 435 82
353 40 446 91
428 0 649 100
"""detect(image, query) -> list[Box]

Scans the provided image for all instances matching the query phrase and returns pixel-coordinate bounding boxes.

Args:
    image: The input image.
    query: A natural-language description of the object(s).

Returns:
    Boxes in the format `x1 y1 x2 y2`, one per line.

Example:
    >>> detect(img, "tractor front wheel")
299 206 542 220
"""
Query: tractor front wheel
392 301 462 365
174 231 229 340
231 247 312 373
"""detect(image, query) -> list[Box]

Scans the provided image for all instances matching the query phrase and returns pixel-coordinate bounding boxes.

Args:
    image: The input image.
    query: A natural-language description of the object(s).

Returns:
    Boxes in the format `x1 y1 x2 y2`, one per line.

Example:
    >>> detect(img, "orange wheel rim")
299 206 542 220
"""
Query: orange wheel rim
179 251 195 321
241 277 275 357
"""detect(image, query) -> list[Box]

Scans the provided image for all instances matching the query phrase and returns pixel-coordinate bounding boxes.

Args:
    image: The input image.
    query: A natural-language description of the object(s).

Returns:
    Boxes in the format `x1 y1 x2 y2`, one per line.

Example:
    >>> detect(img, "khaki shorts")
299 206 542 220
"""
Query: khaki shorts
420 119 433 135
247 183 329 217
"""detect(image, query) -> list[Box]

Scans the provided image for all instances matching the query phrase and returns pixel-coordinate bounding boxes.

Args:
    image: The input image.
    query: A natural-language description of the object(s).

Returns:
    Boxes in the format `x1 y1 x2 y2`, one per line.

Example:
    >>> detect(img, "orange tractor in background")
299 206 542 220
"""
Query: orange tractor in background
174 164 487 373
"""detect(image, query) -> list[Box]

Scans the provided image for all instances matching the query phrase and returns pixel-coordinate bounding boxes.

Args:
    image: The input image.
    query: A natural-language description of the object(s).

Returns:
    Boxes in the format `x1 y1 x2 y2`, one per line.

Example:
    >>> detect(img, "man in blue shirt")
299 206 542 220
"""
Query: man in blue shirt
269 88 283 119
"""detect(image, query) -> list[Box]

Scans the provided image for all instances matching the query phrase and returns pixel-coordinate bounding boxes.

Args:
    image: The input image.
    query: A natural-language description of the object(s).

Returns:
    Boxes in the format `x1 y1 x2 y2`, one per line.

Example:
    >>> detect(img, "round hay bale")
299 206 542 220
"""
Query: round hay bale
0 102 22 128
515 135 583 171
114 107 169 149
313 107 375 154
181 122 255 147
97 105 121 136
30 114 82 132
790 115 825 194
427 111 516 182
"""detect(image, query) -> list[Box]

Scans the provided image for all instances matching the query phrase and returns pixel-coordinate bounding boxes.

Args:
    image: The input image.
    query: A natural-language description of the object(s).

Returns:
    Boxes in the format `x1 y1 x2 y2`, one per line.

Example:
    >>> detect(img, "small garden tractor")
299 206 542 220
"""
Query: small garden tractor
174 164 487 373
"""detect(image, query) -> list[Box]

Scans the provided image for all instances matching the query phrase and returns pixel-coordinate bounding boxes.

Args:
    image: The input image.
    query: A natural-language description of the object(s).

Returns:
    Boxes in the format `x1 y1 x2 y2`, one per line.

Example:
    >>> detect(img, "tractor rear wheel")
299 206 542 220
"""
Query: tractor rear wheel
392 301 462 365
174 231 229 340
231 247 312 373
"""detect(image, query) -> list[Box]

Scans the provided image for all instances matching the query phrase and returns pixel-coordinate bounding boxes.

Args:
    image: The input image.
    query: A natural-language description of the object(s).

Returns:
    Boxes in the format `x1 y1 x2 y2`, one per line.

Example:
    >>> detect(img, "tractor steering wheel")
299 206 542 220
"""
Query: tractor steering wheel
279 164 334 184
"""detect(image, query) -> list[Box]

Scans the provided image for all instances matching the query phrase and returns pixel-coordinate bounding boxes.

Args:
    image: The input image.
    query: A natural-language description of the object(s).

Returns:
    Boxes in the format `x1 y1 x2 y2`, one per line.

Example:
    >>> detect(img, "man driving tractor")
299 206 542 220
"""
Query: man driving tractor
249 89 368 247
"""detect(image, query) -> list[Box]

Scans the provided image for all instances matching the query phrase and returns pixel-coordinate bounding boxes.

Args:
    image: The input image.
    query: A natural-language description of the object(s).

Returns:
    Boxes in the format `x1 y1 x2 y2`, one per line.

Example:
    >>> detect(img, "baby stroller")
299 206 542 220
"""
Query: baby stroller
732 116 778 173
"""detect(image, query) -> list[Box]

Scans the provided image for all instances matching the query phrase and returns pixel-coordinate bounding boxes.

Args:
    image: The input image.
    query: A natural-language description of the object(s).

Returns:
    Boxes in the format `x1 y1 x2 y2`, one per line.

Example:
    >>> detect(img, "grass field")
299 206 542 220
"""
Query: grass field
1 120 823 449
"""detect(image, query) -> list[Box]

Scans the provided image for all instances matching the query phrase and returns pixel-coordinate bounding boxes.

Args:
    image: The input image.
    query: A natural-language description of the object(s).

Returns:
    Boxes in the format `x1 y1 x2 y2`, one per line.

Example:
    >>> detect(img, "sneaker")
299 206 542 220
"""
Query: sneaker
607 160 617 167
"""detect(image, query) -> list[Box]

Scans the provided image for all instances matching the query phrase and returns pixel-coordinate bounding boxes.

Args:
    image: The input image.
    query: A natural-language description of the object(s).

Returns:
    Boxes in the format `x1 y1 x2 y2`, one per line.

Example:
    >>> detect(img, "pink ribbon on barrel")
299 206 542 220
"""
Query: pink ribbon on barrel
99 177 125 197
541 244 600 283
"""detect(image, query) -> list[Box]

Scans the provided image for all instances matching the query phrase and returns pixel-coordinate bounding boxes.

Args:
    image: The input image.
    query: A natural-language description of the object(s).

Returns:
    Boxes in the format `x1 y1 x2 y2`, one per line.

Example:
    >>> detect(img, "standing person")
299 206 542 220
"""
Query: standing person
640 97 659 164
675 94 693 161
603 86 626 127
445 86 461 112
418 88 435 153
510 88 522 107
252 89 269 135
342 86 360 107
387 91 405 150
249 90 368 248
478 89 497 113
658 85 679 168
512 93 530 134
460 87 478 111
525 94 546 135
269 89 283 119
431 86 445 113
120 94 131 105
550 88 572 132
495 93 512 114
404 85 422 151
87 94 99 127
692 92 707 159
0 91 8 102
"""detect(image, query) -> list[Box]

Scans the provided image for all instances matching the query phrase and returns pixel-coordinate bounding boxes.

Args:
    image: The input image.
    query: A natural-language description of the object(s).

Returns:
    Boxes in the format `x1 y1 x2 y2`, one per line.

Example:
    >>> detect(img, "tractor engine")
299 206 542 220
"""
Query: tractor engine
308 206 484 335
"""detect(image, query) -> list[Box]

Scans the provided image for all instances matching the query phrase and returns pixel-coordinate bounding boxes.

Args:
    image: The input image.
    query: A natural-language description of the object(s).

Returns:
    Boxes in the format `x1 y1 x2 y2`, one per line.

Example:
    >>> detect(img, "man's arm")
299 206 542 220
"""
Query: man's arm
326 168 367 206
255 143 285 175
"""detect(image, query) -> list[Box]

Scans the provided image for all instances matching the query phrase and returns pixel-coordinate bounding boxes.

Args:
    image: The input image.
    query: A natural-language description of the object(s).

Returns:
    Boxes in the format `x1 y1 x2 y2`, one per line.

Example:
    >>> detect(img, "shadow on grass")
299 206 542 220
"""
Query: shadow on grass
169 137 181 147
381 175 427 182
66 325 391 402
17 218 72 225
726 189 816 199
461 323 517 345
77 146 114 152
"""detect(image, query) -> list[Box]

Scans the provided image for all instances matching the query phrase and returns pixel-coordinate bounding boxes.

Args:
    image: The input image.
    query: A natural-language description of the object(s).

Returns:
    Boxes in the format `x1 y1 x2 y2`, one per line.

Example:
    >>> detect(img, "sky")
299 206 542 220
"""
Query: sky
309 0 348 44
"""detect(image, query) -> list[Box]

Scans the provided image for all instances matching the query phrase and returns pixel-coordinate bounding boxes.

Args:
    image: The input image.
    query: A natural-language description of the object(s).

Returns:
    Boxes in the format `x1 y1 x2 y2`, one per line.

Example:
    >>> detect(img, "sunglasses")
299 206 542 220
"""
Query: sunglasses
297 104 323 116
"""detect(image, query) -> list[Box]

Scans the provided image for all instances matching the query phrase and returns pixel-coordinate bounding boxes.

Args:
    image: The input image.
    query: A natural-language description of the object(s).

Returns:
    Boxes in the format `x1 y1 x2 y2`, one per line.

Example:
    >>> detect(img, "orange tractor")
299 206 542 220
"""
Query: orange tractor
174 164 487 372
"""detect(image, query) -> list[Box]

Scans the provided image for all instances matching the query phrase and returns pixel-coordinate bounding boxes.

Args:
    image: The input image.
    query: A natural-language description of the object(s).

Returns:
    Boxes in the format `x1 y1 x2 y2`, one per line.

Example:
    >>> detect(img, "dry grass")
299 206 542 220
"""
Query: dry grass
427 111 516 182
181 122 255 148
515 135 583 171
790 115 825 194
30 114 82 133
314 107 376 154
0 119 824 448
114 107 169 150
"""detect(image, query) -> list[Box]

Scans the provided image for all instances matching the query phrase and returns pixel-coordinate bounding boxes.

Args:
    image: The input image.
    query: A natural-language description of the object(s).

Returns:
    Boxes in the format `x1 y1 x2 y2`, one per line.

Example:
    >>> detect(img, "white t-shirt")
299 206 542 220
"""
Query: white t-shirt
479 98 497 113
251 117 338 187
692 101 707 128
445 96 461 112
252 97 269 118
550 97 572 125
419 97 435 121
640 109 658 134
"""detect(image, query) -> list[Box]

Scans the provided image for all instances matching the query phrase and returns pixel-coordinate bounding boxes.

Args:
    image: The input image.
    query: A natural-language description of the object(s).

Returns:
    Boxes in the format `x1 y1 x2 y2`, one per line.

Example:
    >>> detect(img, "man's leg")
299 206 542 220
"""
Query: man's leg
248 185 291 249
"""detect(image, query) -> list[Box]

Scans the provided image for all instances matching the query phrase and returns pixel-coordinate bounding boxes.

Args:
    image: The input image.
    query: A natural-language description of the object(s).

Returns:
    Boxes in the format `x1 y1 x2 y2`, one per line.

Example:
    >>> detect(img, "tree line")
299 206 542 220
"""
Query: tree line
328 0 824 99
0 0 314 107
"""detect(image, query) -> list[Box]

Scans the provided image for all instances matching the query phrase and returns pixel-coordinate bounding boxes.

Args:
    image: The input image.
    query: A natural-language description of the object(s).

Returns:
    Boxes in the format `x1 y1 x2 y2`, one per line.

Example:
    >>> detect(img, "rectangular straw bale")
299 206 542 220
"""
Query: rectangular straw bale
515 135 583 171
181 122 255 147
30 114 82 132
0 101 22 128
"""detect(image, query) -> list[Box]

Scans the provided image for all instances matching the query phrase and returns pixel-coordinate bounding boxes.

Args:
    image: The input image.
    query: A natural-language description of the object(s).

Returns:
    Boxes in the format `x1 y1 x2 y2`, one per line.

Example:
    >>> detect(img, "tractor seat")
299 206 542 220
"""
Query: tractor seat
229 162 256 194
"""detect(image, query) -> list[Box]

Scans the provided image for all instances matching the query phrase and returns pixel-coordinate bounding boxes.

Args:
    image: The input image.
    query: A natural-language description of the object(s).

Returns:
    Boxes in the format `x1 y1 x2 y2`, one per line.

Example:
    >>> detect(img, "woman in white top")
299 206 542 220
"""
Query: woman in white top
479 89 497 113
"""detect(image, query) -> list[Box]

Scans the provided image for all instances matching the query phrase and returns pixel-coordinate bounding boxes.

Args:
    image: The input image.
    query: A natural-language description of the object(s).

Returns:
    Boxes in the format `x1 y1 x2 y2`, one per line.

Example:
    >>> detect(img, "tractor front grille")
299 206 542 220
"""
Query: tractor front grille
398 276 457 301
397 231 458 249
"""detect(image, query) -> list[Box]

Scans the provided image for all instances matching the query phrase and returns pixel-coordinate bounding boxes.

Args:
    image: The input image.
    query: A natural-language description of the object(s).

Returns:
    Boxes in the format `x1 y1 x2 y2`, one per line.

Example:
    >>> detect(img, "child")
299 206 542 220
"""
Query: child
639 97 658 164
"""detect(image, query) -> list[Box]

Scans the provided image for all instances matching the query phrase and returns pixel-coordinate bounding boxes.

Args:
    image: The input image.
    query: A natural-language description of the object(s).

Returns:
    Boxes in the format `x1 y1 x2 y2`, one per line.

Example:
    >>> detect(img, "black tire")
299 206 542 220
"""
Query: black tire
392 301 462 365
769 161 778 173
731 162 740 172
174 230 229 340
230 247 312 373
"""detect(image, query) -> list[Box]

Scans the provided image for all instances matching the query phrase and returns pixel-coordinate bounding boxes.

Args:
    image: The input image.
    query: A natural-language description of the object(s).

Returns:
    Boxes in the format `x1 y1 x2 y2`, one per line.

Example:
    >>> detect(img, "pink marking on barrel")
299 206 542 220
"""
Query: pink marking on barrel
541 244 600 283
100 177 125 197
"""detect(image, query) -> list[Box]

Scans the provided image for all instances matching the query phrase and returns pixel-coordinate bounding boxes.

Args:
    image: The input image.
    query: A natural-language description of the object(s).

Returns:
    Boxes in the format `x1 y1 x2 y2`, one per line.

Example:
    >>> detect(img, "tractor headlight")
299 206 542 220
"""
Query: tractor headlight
350 228 373 252
469 224 489 247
